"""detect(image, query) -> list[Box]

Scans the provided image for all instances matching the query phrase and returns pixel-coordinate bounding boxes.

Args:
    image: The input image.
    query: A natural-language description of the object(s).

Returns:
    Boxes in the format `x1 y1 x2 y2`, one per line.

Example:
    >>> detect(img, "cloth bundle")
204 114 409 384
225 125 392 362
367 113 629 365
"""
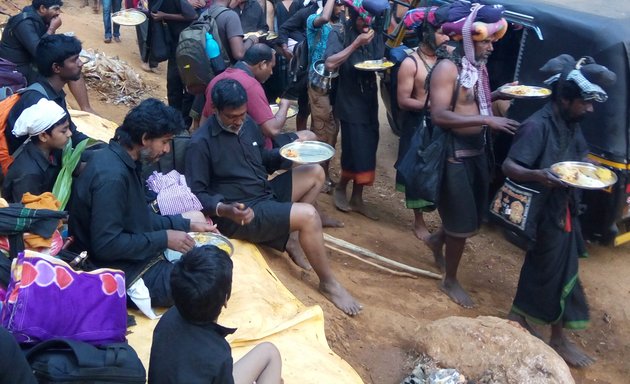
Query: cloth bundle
540 54 616 102
403 7 442 30
439 0 507 41
146 170 202 215
343 0 389 24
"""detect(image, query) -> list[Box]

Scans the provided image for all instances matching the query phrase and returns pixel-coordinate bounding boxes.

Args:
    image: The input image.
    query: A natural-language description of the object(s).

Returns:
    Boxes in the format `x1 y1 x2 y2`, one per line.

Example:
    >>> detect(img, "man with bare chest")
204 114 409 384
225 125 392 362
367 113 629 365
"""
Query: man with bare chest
427 3 519 308
395 7 449 247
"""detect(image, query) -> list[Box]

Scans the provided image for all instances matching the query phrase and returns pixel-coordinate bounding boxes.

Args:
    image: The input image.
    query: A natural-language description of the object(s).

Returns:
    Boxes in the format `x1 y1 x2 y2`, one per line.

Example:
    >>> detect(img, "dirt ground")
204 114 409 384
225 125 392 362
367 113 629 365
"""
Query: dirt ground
5 0 628 382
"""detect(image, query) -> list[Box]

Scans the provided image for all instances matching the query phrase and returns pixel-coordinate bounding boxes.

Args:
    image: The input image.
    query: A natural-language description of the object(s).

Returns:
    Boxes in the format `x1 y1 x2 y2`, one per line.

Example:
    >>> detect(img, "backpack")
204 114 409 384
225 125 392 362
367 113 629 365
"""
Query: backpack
25 338 146 383
0 83 47 175
383 45 414 136
283 39 309 99
176 6 230 95
0 58 27 98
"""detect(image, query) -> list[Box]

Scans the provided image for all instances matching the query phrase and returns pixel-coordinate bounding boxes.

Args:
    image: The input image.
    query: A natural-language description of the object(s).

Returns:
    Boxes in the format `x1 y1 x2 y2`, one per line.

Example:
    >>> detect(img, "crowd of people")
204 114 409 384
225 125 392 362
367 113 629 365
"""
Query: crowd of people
0 0 617 379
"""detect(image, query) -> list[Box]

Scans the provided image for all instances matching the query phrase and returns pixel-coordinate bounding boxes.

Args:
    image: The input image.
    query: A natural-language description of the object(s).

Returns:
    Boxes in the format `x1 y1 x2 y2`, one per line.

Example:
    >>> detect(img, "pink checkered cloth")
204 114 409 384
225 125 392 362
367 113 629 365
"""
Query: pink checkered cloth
146 170 203 215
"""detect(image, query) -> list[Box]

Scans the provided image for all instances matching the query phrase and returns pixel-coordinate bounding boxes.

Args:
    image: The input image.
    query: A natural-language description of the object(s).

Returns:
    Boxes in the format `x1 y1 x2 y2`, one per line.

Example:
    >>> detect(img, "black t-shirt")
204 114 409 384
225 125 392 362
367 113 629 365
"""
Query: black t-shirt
151 0 197 41
148 308 236 384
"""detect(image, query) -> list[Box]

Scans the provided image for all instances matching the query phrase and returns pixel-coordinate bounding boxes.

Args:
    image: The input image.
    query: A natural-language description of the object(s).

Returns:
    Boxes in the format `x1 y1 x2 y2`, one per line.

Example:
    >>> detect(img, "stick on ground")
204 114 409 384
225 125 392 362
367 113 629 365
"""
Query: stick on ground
325 243 418 279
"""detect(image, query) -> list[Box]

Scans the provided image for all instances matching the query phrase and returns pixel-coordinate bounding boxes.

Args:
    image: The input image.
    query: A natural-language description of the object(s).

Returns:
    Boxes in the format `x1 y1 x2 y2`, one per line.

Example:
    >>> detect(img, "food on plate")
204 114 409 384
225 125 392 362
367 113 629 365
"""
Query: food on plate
354 60 394 70
282 148 299 158
190 232 233 255
552 163 615 189
111 10 146 26
500 85 551 97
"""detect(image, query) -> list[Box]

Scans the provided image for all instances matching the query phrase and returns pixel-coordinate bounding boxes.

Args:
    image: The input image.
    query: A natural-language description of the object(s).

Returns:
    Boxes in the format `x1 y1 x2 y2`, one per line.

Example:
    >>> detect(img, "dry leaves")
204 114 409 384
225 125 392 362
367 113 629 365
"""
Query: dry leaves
81 49 151 106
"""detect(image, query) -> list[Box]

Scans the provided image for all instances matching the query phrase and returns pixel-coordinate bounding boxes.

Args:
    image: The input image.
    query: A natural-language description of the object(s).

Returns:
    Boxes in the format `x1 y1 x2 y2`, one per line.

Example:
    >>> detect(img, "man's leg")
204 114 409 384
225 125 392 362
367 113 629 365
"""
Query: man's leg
289 202 362 316
233 342 282 384
141 259 175 307
549 323 595 367
349 183 378 220
68 77 97 115
113 0 122 41
440 234 473 308
102 0 113 42
290 165 343 227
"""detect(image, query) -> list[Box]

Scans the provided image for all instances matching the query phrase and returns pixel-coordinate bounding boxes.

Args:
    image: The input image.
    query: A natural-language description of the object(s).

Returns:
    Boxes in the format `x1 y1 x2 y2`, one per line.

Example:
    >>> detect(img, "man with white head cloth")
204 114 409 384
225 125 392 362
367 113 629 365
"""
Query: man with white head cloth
503 54 616 368
2 98 70 203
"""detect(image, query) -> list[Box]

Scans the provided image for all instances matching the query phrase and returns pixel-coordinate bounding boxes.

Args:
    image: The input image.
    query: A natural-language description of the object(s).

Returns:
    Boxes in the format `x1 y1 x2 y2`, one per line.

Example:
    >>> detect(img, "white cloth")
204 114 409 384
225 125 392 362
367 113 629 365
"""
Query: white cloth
127 278 162 320
12 98 67 138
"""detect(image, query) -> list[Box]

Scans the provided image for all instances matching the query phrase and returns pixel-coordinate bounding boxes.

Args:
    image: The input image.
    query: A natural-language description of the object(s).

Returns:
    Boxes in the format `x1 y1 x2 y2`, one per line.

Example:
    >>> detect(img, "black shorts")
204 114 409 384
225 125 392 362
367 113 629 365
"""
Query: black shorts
438 153 489 237
218 171 293 251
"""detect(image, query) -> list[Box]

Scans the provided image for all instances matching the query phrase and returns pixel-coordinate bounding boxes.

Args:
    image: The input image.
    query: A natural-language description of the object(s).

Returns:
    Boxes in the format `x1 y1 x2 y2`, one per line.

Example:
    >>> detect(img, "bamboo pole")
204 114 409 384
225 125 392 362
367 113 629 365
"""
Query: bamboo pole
323 233 442 280
325 243 418 279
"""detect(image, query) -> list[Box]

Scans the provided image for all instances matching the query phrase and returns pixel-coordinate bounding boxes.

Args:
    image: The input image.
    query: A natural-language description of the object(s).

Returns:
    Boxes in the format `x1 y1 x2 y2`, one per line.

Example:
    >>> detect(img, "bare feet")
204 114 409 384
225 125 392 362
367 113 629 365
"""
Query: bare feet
321 179 334 194
285 235 312 270
440 279 474 308
425 232 445 270
349 199 379 221
319 212 344 228
140 62 158 73
413 224 431 242
319 280 362 316
507 312 542 339
333 187 351 212
550 336 596 367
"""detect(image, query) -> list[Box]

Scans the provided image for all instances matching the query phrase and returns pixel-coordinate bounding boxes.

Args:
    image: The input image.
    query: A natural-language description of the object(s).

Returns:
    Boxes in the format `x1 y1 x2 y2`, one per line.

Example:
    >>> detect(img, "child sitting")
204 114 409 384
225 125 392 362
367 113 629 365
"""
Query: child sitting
148 245 283 384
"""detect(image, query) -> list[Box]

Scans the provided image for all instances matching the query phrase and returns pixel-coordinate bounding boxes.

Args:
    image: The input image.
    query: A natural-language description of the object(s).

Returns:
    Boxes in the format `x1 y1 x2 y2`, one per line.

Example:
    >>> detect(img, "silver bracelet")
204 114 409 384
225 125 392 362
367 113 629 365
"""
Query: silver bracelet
215 202 223 217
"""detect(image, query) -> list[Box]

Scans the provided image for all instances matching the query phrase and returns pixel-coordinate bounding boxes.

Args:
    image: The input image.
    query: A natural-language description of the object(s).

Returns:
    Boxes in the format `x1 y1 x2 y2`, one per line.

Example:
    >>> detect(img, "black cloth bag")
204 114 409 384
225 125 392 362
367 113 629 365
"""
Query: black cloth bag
144 0 171 63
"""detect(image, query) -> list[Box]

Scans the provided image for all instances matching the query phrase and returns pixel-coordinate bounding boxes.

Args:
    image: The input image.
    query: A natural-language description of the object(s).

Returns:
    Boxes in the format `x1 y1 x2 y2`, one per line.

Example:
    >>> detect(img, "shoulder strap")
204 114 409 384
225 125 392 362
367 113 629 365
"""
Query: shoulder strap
17 82 47 97
25 338 103 367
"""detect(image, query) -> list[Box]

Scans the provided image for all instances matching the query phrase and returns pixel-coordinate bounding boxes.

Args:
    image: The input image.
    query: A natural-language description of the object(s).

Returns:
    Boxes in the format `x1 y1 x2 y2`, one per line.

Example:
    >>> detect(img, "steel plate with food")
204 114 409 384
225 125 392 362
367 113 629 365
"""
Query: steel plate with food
280 141 335 164
499 85 551 99
111 9 147 26
270 104 298 118
189 232 234 256
550 161 617 190
354 59 395 71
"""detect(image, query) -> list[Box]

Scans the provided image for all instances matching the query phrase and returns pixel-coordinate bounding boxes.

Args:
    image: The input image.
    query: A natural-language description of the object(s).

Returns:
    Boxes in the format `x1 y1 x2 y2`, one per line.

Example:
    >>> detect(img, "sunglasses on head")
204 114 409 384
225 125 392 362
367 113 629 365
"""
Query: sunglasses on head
48 5 61 10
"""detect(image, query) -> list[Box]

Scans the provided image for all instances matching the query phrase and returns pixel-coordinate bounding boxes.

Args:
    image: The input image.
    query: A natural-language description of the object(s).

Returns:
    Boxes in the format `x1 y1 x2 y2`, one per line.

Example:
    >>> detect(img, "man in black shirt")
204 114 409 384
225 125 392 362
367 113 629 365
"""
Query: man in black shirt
186 79 362 316
230 0 268 33
503 55 615 368
0 0 97 114
69 98 215 307
5 34 89 161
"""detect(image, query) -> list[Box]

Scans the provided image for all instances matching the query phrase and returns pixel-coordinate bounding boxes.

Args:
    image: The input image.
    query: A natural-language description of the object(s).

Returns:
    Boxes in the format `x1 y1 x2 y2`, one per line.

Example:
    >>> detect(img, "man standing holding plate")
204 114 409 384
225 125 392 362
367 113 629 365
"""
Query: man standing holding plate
502 54 616 368
324 0 386 220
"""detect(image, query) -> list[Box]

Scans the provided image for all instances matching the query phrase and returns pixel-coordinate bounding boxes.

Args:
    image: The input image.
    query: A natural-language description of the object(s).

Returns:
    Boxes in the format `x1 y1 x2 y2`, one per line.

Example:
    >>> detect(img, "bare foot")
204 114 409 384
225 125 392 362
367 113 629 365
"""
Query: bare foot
333 187 351 212
349 200 379 221
320 212 344 228
321 179 334 194
285 235 312 270
413 224 431 242
424 232 445 270
440 279 474 308
507 312 542 339
550 337 596 367
319 280 362 316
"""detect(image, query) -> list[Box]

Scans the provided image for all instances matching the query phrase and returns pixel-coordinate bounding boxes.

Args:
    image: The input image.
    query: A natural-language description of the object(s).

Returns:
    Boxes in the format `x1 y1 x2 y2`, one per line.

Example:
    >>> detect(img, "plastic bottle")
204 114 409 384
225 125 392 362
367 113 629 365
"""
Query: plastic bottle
205 32 226 74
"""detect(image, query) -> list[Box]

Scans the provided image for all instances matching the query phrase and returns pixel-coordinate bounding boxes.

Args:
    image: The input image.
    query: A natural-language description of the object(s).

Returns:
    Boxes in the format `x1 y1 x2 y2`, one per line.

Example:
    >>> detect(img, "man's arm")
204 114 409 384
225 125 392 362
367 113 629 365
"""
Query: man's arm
13 18 58 57
503 157 564 188
89 177 169 262
224 10 254 61
429 60 519 134
397 57 424 111
324 29 374 72
277 6 311 58
149 210 190 232
312 0 335 28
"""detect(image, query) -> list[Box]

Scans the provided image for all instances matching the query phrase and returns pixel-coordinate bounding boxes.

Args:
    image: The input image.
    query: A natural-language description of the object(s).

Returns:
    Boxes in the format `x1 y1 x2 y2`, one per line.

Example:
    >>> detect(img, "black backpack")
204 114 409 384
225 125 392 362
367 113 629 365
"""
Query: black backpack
25 338 146 383
283 39 309 99
176 6 230 95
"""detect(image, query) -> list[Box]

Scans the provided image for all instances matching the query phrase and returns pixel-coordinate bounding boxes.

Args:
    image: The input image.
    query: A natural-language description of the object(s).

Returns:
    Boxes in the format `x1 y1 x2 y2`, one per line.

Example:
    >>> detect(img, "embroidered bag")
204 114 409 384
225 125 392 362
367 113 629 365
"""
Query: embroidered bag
1 250 127 345
488 178 548 242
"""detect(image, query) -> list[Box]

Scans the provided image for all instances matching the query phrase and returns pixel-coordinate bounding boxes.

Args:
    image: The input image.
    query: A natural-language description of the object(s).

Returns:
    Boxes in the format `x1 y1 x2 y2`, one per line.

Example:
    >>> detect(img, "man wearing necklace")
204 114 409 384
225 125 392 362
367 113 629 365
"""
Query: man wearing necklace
395 7 449 249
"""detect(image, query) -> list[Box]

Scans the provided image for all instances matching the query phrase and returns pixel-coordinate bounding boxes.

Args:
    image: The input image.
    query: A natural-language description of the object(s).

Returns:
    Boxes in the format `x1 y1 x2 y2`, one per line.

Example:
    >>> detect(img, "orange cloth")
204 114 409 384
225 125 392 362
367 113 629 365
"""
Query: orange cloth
21 192 62 248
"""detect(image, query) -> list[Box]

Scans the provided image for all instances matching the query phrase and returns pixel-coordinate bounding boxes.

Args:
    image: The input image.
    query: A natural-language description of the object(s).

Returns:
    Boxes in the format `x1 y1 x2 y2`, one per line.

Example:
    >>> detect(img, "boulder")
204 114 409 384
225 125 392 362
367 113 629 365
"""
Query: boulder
414 316 575 384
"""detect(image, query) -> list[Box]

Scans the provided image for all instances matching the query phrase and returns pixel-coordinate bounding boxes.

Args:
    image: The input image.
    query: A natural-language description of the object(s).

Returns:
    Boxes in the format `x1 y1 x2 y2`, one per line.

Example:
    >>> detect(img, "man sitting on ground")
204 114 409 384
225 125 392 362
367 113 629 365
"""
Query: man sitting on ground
5 34 90 158
2 99 70 203
0 0 97 114
149 245 283 383
186 79 361 316
69 98 215 307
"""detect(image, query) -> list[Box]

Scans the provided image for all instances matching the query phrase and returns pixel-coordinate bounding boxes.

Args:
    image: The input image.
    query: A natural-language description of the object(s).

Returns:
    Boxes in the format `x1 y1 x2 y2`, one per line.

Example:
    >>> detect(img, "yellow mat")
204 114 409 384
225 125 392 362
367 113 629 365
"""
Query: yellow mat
69 109 118 142
127 240 363 384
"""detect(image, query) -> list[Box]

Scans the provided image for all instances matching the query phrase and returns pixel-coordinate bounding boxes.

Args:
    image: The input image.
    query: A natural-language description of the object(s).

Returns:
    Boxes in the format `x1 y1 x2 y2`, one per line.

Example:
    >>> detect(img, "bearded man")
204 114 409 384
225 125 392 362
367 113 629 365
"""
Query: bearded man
427 2 519 308
395 6 450 246
503 55 615 368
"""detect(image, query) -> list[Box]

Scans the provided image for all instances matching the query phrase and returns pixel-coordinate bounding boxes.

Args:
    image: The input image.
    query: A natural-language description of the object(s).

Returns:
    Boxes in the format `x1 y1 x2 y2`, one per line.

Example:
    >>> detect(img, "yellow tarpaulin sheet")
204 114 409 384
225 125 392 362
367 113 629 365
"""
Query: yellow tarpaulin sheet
69 109 118 142
127 240 363 384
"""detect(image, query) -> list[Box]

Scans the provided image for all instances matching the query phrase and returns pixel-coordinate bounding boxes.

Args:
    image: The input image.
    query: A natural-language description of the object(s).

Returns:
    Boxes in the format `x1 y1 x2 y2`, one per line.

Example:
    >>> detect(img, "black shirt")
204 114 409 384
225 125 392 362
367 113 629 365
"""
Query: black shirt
150 0 197 42
277 3 317 46
68 141 189 283
148 308 236 384
6 77 88 154
324 20 384 124
236 0 268 33
2 141 62 203
185 115 290 213
0 7 48 83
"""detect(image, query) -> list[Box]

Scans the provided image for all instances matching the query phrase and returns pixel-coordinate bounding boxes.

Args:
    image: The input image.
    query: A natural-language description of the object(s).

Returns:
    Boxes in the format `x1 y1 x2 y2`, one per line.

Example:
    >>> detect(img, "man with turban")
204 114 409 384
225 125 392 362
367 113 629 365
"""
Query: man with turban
395 6 449 248
324 0 386 220
427 1 519 308
2 98 70 203
502 54 615 367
